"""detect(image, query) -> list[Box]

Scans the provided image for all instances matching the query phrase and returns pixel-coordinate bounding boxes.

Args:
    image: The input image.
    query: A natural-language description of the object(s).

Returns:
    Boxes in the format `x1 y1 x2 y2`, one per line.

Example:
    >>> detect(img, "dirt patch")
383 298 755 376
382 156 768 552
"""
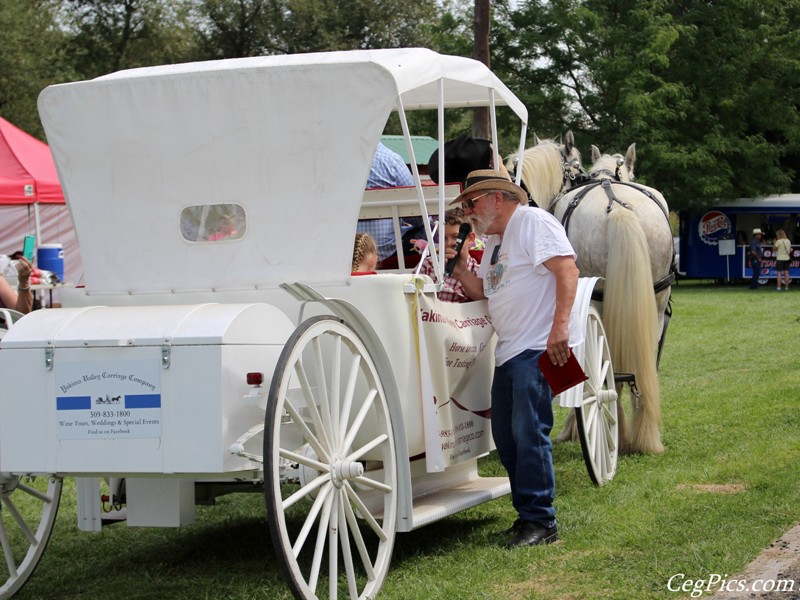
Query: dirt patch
709 522 800 599
676 483 747 494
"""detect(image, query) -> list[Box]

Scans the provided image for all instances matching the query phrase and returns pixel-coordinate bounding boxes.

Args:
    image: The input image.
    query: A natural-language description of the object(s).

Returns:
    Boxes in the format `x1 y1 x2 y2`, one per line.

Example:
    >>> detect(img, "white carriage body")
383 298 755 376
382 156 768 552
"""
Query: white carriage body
0 49 531 533
0 49 624 600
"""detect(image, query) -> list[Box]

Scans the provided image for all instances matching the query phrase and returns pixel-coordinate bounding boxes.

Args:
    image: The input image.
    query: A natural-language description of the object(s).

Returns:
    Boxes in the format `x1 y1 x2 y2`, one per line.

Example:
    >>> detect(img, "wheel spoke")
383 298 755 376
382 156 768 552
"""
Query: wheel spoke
330 336 342 451
338 356 362 445
337 491 358 600
0 476 62 597
309 490 334 593
341 389 377 453
311 337 334 448
344 482 388 541
15 483 53 504
279 446 330 474
282 472 329 510
295 361 333 455
0 513 18 578
2 497 37 545
292 483 332 558
344 433 388 464
341 490 376 581
328 492 339 600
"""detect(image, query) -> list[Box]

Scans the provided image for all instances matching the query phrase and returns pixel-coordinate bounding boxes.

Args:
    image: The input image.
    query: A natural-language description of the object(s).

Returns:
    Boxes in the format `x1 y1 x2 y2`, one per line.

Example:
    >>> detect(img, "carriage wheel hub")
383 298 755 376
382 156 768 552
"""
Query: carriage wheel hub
331 460 364 488
597 389 617 406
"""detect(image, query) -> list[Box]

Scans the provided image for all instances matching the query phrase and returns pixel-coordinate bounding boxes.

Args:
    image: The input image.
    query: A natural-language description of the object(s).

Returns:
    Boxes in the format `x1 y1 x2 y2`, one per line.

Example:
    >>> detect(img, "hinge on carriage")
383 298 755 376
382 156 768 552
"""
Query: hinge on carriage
161 344 171 369
45 347 54 371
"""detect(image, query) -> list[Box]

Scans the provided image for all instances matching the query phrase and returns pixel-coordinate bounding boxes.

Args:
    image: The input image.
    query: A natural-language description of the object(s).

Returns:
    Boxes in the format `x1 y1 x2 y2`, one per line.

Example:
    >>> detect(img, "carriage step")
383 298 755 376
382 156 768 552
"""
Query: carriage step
408 476 510 531
615 372 636 384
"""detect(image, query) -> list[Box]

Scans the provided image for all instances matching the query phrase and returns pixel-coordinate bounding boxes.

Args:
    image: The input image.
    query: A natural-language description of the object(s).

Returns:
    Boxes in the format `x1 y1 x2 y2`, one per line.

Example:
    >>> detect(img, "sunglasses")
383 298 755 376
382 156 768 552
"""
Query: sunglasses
491 244 501 265
463 191 492 210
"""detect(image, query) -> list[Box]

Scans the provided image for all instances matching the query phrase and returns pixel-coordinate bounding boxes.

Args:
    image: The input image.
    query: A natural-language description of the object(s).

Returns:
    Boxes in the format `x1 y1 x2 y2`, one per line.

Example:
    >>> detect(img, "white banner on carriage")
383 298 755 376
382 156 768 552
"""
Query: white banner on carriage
416 290 497 472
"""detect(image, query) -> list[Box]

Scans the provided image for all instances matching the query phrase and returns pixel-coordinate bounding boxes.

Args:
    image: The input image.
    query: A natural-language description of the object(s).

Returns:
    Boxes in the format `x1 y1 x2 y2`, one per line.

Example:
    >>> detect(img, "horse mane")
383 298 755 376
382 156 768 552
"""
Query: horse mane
506 138 581 208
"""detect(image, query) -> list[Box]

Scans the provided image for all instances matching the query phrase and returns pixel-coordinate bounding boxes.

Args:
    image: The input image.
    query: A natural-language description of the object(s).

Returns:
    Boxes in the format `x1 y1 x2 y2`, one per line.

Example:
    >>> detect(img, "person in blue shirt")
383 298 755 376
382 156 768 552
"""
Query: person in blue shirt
748 228 764 289
356 142 419 265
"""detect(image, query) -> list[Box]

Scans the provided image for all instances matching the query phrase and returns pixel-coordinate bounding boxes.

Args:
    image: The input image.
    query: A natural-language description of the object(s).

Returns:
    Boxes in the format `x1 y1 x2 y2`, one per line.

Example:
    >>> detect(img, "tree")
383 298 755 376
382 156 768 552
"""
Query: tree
59 0 196 78
494 0 800 209
0 0 70 138
191 0 439 59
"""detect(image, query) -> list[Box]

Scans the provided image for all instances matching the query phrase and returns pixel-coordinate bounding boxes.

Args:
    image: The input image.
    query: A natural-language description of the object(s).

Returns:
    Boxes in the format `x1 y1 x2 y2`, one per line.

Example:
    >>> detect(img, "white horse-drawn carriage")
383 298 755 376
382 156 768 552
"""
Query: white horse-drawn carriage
0 49 623 600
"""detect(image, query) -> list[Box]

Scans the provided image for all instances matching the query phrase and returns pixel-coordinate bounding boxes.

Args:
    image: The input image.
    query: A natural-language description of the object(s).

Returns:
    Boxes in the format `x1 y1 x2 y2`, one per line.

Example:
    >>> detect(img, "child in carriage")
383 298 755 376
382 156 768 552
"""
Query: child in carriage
417 208 479 303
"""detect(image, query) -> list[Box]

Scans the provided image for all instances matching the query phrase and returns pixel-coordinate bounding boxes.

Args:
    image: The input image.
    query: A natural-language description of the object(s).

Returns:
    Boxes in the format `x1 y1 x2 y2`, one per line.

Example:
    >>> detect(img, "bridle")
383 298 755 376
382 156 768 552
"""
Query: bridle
588 156 633 183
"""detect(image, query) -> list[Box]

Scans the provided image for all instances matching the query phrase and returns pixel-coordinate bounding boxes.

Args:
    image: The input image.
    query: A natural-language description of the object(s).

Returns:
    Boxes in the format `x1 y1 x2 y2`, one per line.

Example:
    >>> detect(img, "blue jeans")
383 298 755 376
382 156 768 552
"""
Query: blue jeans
750 258 761 288
491 349 556 527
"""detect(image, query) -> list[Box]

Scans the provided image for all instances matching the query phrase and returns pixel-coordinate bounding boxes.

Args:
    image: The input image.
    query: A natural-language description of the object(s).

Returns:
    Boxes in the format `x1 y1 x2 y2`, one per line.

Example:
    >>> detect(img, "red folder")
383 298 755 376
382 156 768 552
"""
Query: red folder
537 350 588 396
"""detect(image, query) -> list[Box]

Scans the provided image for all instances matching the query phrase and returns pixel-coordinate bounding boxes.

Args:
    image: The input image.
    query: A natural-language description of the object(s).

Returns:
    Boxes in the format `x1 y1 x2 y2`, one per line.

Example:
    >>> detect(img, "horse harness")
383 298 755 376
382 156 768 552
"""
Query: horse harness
511 144 591 208
557 176 675 295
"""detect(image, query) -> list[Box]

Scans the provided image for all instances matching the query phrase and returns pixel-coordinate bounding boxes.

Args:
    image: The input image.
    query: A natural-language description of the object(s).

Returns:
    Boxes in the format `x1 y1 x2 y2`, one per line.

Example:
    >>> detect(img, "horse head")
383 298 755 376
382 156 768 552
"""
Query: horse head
505 130 585 209
589 143 636 182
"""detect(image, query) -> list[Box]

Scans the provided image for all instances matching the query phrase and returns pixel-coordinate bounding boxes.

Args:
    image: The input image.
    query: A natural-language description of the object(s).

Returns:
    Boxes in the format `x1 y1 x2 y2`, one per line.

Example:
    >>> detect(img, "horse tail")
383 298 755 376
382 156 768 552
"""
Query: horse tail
602 206 664 454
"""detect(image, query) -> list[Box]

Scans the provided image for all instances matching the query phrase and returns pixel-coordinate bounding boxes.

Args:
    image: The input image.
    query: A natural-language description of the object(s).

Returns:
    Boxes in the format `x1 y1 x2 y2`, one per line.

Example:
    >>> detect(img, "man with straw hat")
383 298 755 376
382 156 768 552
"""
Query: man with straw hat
748 228 764 289
447 169 580 548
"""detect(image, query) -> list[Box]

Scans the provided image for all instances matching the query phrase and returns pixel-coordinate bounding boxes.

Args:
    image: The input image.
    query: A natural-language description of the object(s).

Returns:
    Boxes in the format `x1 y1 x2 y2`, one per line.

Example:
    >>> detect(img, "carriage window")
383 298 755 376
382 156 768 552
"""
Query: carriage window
180 203 246 243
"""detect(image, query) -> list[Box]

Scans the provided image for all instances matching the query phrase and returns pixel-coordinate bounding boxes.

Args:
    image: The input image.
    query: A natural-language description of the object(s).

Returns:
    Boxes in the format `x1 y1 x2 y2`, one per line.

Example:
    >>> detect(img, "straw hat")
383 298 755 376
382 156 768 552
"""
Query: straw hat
450 169 528 206
753 228 763 235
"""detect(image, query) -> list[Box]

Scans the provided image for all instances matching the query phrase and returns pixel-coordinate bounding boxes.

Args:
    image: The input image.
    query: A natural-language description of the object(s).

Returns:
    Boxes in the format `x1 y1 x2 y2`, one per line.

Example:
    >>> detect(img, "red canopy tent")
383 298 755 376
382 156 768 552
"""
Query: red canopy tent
0 116 65 204
0 116 80 285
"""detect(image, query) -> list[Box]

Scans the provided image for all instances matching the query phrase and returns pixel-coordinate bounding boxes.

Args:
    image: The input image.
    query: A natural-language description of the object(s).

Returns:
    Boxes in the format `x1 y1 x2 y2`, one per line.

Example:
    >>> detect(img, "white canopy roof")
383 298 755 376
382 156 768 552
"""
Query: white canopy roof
38 48 528 294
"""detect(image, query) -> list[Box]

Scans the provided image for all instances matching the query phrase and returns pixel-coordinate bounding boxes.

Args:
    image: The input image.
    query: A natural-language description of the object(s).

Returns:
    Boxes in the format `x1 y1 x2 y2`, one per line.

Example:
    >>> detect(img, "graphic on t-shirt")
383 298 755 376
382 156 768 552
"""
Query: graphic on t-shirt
485 248 508 294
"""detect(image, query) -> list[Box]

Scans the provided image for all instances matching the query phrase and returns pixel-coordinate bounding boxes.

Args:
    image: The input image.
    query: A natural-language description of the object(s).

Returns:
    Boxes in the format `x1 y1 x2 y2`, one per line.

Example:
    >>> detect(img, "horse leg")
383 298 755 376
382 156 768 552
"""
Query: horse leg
554 408 579 443
615 387 633 455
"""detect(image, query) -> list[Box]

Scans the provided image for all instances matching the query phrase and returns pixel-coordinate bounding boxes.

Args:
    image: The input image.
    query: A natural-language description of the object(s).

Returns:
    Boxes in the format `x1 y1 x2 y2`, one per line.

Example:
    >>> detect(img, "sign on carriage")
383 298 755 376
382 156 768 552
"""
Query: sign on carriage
55 359 162 440
415 287 497 471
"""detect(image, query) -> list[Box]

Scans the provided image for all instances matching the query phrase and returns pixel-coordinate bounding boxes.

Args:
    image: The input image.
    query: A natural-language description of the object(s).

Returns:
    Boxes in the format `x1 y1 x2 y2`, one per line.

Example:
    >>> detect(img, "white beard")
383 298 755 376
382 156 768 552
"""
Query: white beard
469 205 497 237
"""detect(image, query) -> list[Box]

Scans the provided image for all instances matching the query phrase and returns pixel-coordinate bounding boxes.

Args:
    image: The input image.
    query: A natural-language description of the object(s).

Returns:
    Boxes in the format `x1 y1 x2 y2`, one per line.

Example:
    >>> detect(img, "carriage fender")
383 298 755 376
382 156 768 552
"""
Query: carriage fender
559 276 602 409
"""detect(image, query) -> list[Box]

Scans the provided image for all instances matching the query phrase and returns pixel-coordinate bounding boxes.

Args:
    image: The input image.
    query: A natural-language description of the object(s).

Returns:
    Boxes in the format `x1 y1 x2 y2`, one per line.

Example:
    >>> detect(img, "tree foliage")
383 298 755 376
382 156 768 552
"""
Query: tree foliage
58 0 196 77
0 0 71 138
493 0 800 208
190 0 438 59
3 0 800 209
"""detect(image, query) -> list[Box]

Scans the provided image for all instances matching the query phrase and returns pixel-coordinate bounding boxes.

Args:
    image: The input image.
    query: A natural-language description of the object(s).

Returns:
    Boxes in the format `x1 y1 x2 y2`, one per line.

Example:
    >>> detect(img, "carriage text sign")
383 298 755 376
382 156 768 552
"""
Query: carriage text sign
55 359 162 440
416 289 496 471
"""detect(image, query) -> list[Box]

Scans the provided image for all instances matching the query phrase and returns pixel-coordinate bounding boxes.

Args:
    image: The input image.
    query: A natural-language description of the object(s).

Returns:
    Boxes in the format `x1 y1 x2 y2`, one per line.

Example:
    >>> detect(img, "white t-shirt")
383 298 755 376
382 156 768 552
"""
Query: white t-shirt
478 205 582 366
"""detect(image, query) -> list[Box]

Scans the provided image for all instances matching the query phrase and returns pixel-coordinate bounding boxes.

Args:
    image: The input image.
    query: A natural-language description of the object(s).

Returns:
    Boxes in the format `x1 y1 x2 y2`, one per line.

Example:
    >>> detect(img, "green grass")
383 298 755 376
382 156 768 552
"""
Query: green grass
12 281 800 599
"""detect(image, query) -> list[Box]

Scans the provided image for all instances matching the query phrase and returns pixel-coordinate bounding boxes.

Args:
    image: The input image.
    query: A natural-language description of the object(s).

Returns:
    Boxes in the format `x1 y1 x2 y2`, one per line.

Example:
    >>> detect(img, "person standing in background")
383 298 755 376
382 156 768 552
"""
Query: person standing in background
0 256 33 314
773 229 791 291
749 228 764 289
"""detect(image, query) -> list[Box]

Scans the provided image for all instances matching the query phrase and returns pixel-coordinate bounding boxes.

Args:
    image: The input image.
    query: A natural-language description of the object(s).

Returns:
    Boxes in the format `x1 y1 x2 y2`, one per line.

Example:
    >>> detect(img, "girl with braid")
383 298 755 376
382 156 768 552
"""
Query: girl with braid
352 232 378 274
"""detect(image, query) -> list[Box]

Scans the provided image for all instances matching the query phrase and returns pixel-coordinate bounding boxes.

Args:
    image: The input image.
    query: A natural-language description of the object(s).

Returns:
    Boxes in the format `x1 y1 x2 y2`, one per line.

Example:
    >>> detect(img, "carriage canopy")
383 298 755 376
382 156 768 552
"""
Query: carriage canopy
38 48 528 295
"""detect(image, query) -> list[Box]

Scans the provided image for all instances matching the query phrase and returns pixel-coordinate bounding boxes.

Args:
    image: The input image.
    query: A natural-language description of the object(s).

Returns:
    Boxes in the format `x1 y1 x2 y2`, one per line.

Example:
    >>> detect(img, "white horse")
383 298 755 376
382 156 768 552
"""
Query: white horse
550 144 673 454
506 131 584 208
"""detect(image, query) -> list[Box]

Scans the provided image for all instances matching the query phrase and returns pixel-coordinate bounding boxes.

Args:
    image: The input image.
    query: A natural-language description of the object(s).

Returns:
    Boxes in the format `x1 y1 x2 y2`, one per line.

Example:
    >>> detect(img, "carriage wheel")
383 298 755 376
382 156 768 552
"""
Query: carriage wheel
264 316 398 600
0 474 62 598
575 305 619 485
